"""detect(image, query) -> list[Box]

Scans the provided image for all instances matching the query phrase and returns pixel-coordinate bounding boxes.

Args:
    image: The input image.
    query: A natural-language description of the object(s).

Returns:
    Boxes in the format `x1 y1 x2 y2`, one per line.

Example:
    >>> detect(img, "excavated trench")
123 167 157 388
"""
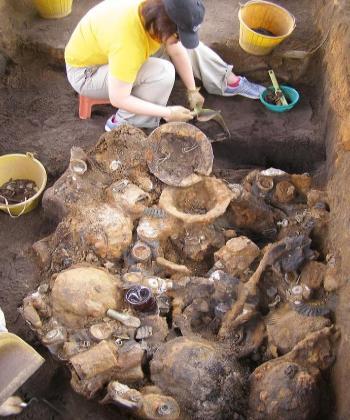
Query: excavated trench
0 0 349 419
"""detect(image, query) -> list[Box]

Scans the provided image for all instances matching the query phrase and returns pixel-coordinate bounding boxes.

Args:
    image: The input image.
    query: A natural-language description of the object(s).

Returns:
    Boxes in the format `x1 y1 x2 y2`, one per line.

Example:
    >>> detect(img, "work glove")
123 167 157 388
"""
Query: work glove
164 106 193 122
186 87 205 111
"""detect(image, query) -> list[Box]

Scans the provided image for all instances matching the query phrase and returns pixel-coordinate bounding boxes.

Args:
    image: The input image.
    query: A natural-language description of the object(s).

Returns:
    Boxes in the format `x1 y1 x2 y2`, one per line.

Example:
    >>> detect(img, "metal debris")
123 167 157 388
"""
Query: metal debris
135 326 153 340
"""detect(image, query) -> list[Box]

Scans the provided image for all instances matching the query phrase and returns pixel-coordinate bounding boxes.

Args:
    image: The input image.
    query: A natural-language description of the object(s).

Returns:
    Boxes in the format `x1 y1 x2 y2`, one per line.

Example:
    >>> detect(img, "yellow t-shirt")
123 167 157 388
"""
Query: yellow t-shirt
64 0 161 83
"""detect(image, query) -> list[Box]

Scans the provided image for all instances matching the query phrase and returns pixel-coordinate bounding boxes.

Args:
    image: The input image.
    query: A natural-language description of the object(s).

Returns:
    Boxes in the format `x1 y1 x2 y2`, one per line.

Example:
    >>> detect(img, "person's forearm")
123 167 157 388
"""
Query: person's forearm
111 95 171 118
168 45 196 91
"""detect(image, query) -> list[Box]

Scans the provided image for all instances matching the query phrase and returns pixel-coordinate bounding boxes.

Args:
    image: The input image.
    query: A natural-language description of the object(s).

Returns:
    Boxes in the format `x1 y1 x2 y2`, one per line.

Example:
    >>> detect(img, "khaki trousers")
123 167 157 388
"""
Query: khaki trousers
66 42 233 128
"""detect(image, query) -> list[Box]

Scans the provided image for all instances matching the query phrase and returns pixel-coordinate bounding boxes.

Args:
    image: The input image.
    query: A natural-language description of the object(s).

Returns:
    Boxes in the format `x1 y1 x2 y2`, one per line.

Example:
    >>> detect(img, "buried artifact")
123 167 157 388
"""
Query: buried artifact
146 122 213 187
21 124 338 419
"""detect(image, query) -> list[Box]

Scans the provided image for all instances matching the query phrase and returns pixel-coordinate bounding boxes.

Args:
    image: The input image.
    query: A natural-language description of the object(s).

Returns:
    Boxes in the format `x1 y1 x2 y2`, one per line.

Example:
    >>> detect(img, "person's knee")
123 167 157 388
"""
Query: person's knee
138 58 175 90
158 59 175 86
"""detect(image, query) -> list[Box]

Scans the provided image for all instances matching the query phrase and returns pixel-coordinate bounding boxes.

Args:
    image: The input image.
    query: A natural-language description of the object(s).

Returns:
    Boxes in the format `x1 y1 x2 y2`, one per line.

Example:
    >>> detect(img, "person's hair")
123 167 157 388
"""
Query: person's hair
140 0 177 43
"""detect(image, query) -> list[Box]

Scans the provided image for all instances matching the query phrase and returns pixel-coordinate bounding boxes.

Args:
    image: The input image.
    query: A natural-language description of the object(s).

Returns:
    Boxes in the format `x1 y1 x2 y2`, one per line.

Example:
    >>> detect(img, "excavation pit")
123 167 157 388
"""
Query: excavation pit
0 0 349 419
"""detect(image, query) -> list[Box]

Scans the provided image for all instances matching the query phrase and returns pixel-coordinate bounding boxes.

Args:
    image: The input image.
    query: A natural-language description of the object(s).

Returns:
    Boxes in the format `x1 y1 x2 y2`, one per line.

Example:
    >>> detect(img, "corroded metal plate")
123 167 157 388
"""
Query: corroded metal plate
146 122 213 187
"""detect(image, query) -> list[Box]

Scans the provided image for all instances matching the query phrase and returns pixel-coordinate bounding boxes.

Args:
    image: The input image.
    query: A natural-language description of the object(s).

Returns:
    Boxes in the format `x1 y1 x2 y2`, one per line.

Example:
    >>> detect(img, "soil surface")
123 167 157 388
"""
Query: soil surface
0 0 333 419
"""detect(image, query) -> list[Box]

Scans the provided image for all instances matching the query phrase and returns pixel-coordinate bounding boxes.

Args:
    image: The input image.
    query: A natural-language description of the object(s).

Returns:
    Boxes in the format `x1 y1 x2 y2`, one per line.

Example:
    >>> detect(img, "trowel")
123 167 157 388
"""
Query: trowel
191 106 231 142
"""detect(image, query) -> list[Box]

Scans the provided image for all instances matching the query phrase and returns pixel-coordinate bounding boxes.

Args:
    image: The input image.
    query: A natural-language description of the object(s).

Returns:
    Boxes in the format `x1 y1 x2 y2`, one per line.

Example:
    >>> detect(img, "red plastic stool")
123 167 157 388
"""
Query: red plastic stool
79 95 110 119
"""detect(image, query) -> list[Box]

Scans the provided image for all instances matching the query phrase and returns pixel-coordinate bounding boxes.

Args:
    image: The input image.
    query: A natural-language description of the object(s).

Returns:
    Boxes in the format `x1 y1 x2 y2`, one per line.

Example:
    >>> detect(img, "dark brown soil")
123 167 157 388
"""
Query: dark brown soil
265 88 292 106
252 28 276 37
0 179 38 204
93 126 148 172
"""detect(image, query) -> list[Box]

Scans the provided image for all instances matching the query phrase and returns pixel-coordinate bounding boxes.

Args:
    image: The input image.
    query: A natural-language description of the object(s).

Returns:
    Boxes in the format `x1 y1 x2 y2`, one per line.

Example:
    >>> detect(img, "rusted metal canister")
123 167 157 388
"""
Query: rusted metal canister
125 285 158 314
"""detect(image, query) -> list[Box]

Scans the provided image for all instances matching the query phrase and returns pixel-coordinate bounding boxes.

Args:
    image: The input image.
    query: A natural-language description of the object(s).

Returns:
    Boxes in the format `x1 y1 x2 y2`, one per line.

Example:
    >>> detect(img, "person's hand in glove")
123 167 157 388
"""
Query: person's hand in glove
164 105 194 122
187 87 205 111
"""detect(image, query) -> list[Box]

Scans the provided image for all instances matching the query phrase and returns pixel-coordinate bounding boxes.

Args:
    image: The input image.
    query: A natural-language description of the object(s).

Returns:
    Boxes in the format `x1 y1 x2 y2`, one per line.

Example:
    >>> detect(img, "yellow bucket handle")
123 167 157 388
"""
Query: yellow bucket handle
0 195 28 218
239 0 296 31
26 152 36 160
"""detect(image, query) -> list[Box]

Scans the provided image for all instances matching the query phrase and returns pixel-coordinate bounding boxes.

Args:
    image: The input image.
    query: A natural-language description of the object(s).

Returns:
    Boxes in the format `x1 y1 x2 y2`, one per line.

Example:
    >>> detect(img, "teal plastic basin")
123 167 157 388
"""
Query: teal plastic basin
260 85 300 112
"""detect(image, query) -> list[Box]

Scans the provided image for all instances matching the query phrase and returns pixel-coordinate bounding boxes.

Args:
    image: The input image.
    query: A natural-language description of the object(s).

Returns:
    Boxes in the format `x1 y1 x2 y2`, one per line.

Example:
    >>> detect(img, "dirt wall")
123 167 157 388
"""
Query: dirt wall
0 1 36 61
315 0 350 418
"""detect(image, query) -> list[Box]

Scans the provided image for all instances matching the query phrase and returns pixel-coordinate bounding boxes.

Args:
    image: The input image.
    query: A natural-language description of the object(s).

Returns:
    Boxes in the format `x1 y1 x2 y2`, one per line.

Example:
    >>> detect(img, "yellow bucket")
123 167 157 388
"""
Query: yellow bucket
238 1 296 56
0 153 47 217
33 0 73 19
0 332 44 407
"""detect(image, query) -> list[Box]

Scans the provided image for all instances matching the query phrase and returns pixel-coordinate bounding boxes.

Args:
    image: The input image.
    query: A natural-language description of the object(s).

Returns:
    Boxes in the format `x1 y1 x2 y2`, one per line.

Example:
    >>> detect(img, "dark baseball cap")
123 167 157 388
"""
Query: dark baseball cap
163 0 205 49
